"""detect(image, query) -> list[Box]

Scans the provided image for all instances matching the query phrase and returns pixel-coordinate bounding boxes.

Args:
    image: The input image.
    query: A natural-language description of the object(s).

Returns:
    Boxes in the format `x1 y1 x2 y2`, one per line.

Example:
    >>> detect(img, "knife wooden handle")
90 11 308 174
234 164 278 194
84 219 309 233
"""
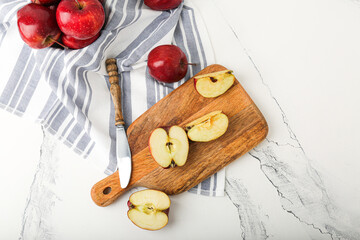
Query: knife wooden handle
91 170 130 207
106 58 125 126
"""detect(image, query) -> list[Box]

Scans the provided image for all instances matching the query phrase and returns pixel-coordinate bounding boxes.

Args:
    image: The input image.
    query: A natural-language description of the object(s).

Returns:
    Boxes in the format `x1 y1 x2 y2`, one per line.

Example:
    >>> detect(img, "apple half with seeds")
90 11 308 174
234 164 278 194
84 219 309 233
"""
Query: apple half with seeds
186 111 229 142
194 70 235 98
127 189 171 231
149 126 189 168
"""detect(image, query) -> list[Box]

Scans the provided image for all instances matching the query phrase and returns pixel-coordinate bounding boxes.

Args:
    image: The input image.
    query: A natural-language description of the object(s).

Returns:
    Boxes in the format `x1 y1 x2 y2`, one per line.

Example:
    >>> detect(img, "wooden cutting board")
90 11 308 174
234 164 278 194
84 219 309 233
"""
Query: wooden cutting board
91 64 268 207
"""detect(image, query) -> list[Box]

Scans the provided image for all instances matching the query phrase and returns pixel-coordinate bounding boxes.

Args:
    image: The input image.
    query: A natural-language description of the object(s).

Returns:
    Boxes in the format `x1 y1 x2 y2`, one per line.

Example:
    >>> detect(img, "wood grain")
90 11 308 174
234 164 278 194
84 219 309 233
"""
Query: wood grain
91 64 268 207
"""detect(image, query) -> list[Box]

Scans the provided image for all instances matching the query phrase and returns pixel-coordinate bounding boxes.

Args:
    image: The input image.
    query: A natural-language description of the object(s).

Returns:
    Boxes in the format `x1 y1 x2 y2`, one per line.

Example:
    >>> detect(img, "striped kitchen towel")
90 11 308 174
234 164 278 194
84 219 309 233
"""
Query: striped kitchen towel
0 0 225 196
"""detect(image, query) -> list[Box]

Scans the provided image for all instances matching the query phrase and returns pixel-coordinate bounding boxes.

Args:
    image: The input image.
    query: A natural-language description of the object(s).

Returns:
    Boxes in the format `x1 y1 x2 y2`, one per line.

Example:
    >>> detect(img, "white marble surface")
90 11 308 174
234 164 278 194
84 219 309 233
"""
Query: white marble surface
1 0 360 239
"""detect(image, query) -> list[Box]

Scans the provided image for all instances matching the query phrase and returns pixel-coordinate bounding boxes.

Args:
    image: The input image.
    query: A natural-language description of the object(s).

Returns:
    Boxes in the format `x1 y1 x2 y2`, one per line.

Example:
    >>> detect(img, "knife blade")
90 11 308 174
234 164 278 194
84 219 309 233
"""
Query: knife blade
116 125 132 188
106 58 132 188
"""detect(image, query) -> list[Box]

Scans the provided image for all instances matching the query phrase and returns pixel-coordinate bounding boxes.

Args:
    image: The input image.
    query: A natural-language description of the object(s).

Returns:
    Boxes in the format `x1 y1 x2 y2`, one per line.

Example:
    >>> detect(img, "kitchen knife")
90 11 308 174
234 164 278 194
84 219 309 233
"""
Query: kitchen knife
105 58 132 188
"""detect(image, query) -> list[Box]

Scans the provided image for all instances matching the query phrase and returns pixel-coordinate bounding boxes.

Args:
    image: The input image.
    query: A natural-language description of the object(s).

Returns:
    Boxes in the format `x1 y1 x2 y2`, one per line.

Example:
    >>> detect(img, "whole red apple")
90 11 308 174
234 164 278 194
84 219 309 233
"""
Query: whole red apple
17 3 61 49
56 0 105 40
147 45 188 83
62 32 100 49
31 0 60 6
144 0 182 10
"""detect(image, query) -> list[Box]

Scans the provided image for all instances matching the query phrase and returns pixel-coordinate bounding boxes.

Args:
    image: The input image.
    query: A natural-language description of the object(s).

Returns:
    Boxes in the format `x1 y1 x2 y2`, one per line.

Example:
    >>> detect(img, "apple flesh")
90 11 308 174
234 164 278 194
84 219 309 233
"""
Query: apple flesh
149 126 189 168
147 45 188 83
194 70 235 98
186 111 229 142
56 0 105 40
144 0 182 10
17 3 61 49
127 189 171 231
62 32 100 49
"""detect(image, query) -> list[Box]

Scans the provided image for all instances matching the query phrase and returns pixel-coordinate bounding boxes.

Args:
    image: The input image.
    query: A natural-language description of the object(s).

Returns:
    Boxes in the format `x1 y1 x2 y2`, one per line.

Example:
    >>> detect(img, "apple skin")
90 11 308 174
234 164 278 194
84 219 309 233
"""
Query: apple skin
31 0 60 6
56 0 105 40
144 0 182 10
17 3 61 49
62 32 100 49
127 200 133 209
147 45 188 83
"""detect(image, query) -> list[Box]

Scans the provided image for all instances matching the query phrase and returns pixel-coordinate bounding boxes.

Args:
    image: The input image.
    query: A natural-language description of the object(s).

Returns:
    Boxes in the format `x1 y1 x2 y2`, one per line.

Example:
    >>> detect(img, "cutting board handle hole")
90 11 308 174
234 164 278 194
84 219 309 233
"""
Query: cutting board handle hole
103 187 112 195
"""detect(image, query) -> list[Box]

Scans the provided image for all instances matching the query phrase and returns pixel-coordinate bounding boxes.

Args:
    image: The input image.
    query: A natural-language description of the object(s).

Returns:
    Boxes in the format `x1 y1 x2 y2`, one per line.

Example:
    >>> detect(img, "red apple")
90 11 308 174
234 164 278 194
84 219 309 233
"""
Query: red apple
144 0 182 10
56 0 105 40
147 45 188 83
31 0 60 5
17 3 61 49
62 32 100 49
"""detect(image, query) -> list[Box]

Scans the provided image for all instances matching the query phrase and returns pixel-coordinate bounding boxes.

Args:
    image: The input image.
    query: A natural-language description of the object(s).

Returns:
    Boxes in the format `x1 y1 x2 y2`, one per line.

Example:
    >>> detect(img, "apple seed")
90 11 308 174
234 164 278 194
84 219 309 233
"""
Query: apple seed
210 77 217 83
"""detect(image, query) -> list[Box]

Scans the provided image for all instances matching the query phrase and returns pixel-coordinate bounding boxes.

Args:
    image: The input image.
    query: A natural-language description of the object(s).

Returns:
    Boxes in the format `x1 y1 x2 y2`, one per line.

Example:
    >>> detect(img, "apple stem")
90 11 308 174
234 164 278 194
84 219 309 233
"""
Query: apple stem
187 63 197 66
170 161 176 168
74 0 82 9
50 37 68 50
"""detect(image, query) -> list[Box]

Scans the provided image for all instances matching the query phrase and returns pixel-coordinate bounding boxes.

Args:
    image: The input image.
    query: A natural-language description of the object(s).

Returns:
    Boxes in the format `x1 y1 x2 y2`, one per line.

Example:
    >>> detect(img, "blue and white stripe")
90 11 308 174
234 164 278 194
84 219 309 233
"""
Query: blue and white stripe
0 0 224 196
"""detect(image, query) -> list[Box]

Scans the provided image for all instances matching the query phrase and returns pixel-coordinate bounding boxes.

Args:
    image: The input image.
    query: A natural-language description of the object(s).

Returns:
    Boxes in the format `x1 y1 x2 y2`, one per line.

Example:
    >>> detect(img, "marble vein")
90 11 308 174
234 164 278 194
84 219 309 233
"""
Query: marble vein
19 128 60 240
217 7 360 239
245 63 360 239
225 177 270 240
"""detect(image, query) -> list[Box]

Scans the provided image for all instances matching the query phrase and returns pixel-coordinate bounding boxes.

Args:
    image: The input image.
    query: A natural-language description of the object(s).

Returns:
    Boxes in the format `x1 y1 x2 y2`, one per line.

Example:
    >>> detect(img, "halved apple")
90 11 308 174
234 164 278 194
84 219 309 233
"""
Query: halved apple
194 70 235 98
149 126 189 168
185 111 229 142
127 189 171 231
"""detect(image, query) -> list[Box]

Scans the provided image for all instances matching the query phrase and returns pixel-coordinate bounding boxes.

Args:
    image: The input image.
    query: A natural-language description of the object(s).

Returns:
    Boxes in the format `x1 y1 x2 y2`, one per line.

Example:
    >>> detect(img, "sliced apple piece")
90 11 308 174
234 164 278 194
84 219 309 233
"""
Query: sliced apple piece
149 126 189 168
186 111 229 142
127 189 171 231
194 70 235 98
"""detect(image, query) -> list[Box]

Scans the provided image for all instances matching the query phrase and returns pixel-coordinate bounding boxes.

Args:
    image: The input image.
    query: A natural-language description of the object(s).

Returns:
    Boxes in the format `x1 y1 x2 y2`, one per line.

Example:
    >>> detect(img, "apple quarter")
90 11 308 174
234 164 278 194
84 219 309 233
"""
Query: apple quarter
194 70 235 98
